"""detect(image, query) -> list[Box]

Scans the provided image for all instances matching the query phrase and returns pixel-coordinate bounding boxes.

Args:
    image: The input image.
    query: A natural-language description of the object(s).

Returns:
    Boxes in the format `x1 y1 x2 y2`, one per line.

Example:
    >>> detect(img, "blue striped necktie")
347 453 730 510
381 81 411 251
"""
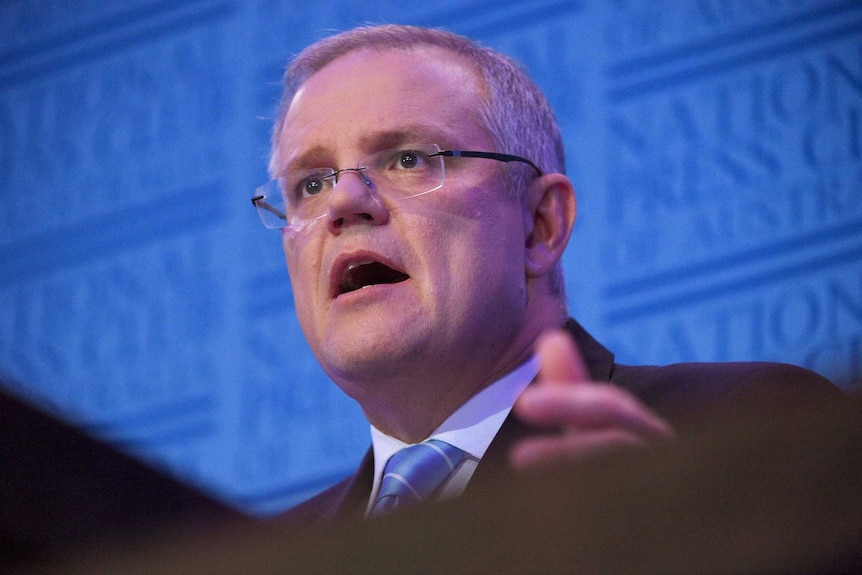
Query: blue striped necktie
370 439 466 516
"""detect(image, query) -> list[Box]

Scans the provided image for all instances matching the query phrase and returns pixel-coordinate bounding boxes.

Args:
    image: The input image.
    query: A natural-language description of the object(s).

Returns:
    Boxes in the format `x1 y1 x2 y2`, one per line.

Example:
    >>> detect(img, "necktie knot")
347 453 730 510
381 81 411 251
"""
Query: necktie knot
371 439 465 516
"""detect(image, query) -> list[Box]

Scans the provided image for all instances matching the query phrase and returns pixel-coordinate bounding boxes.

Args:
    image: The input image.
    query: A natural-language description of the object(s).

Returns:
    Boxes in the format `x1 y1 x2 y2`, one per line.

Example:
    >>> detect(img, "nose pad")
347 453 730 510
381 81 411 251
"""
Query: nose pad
353 168 373 188
332 167 372 187
326 169 389 232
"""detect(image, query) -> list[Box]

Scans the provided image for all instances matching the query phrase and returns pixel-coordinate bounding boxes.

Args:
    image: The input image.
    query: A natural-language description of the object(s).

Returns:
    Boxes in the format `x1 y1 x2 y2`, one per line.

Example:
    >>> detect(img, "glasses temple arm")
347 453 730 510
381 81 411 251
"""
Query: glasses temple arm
251 195 287 221
436 150 543 176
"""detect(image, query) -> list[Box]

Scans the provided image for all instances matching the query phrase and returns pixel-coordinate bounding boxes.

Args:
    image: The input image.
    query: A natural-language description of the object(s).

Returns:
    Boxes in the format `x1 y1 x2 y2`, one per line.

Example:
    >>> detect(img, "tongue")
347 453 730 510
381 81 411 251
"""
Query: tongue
340 262 409 294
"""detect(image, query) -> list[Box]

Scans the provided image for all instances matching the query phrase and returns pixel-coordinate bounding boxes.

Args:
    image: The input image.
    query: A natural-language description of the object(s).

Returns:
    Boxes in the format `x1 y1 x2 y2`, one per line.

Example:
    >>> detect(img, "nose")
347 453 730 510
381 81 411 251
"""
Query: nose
326 169 390 233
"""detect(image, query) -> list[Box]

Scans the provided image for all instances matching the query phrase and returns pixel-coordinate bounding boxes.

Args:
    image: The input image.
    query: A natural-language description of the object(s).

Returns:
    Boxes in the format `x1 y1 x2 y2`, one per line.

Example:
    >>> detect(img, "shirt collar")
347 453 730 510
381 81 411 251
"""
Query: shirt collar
369 356 539 480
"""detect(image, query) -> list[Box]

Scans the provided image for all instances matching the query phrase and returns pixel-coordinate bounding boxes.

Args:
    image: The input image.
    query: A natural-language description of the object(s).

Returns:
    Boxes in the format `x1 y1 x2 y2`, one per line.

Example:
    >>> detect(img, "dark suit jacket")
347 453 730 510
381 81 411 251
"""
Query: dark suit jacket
274 319 840 528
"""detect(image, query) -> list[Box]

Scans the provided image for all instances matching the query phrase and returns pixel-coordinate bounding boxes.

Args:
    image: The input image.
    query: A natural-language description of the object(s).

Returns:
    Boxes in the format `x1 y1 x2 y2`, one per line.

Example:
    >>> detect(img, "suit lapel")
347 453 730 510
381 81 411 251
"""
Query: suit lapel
314 450 374 525
564 318 615 382
465 412 532 492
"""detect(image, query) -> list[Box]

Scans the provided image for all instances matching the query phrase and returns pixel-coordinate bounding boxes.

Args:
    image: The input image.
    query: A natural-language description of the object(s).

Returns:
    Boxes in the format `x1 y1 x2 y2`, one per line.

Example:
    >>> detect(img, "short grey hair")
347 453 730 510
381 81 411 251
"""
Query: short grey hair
270 25 565 183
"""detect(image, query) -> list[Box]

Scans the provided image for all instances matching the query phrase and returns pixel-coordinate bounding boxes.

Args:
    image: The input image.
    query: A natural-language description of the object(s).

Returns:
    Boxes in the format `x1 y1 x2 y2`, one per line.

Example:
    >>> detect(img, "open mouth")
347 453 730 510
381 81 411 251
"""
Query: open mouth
337 261 409 296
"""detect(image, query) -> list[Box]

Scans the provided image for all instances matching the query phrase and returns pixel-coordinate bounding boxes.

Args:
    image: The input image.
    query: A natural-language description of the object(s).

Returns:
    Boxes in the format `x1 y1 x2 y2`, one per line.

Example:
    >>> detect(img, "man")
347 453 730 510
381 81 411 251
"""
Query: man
251 24 837 526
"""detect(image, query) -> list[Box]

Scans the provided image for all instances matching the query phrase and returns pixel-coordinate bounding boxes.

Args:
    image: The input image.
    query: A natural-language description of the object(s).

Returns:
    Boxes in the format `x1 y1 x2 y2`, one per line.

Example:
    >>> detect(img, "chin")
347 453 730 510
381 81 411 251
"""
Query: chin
320 333 425 382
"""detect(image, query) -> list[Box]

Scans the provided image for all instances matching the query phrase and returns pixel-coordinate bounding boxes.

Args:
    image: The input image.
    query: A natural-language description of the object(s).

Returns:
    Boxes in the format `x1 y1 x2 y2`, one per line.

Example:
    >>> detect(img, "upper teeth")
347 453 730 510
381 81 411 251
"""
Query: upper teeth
346 261 372 271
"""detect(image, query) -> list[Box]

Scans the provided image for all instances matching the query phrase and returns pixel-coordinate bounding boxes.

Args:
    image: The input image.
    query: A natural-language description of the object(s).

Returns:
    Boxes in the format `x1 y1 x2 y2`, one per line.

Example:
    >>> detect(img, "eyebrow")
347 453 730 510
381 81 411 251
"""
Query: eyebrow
282 145 331 174
359 125 457 150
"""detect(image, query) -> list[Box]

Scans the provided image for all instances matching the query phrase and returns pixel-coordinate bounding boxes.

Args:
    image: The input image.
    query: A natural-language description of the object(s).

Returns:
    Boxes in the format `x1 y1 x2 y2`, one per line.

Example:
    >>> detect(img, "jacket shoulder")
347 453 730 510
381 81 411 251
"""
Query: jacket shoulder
612 360 841 426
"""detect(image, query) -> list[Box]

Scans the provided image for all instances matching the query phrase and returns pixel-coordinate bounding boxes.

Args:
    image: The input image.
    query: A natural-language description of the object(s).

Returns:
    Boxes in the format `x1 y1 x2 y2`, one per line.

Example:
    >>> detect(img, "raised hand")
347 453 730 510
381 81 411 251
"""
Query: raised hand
510 329 674 470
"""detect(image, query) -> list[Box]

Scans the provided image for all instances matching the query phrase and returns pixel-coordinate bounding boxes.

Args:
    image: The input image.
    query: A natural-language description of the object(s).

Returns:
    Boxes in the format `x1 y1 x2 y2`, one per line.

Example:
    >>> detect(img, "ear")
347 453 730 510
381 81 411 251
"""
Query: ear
523 173 576 279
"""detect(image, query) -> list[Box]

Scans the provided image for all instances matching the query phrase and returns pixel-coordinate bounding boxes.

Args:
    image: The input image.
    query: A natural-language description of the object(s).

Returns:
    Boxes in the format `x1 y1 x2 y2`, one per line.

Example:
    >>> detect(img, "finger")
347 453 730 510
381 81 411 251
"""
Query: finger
514 384 674 439
509 429 648 471
535 328 589 385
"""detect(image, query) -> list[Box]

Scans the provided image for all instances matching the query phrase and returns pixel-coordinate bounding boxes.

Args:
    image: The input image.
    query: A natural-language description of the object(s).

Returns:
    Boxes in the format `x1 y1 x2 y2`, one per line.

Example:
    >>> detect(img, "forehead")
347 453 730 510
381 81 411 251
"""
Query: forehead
276 46 491 167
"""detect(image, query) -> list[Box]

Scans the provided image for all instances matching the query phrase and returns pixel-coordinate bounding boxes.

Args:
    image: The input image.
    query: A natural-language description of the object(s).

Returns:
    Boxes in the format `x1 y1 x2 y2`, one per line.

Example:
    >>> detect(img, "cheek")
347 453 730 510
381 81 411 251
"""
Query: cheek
284 248 322 347
283 234 319 305
408 192 524 262
420 220 520 298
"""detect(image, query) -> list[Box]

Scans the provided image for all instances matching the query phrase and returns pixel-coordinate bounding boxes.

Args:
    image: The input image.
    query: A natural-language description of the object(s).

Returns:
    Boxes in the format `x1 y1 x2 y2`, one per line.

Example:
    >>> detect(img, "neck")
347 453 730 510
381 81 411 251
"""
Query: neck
350 300 566 443
358 350 532 443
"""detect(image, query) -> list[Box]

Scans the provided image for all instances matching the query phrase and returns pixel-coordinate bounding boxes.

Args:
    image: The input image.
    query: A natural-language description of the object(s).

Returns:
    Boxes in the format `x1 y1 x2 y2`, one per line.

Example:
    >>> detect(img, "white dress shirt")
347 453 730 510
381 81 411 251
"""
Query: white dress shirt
366 356 539 514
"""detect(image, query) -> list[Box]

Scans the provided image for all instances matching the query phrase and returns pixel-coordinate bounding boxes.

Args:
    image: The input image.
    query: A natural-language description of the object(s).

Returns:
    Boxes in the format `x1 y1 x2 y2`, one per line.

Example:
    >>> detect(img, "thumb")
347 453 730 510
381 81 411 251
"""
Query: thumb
535 328 589 385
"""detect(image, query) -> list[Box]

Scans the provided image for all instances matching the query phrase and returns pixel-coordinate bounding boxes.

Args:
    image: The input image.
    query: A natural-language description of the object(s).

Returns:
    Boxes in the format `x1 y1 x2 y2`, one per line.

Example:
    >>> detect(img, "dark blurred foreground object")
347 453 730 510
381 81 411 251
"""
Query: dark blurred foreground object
0 385 241 571
50 393 861 575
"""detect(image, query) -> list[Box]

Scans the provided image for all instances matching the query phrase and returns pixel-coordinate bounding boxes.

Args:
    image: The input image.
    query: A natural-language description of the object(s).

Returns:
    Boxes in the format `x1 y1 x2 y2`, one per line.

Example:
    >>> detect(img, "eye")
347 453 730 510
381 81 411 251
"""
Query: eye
392 149 429 170
297 174 329 197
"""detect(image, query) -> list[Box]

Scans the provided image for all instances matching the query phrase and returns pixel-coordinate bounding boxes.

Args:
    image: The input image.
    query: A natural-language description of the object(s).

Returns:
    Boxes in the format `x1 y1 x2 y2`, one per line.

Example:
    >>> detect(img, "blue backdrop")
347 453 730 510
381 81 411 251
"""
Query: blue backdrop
2 0 860 514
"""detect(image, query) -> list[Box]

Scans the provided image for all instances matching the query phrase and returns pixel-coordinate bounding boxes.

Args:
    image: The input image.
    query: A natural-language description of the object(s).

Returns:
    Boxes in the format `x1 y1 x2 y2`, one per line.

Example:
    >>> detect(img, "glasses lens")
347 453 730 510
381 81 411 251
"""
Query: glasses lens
365 144 444 201
252 181 287 229
252 144 445 229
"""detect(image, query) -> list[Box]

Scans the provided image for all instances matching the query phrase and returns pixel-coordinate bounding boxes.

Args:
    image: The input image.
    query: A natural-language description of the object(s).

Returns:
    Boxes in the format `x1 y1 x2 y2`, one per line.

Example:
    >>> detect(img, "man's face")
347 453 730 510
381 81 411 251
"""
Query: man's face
276 47 531 396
